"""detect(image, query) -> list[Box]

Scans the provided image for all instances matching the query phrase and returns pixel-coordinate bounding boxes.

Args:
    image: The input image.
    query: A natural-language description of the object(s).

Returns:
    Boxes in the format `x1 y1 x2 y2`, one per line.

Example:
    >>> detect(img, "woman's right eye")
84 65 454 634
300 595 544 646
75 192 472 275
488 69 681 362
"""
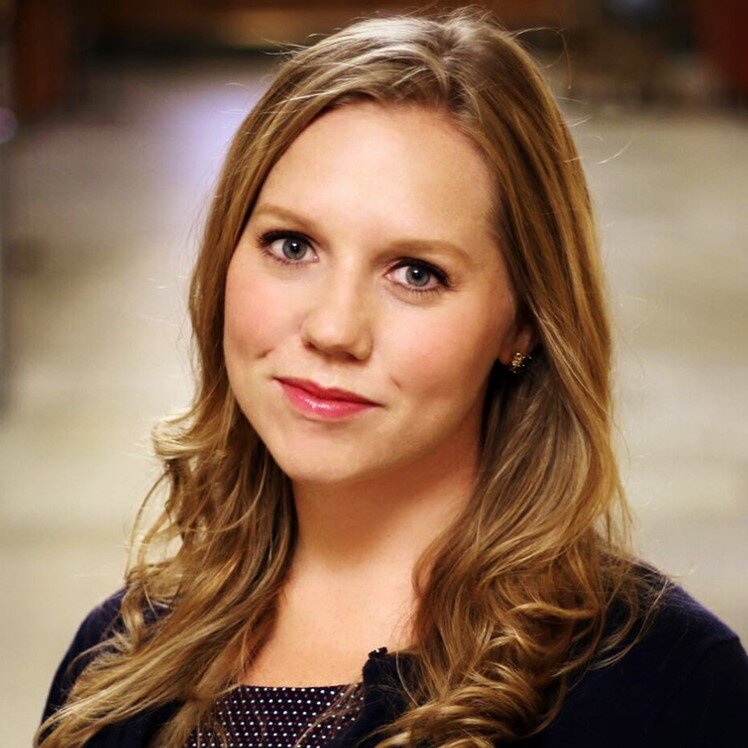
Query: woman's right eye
257 231 314 264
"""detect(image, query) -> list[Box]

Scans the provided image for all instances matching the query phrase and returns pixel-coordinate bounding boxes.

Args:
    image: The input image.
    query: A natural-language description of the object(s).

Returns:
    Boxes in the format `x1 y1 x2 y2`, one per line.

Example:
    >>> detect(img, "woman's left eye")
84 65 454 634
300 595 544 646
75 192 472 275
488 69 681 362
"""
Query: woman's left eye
389 261 449 296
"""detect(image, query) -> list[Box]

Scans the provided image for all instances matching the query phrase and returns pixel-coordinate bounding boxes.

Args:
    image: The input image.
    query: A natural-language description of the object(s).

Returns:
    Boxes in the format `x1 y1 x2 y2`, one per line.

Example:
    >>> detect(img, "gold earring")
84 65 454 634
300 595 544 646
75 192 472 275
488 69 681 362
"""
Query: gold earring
509 351 531 374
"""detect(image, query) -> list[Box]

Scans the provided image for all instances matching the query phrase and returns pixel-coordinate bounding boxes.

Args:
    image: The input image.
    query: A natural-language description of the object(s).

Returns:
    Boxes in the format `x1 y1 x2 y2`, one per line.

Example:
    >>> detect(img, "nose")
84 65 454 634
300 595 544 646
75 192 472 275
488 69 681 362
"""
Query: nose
299 272 373 361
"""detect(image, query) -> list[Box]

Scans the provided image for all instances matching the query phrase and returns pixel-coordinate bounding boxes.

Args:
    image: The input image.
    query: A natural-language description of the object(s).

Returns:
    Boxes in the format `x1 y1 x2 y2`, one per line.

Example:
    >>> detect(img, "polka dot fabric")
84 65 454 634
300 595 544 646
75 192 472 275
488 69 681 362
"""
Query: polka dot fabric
186 682 365 747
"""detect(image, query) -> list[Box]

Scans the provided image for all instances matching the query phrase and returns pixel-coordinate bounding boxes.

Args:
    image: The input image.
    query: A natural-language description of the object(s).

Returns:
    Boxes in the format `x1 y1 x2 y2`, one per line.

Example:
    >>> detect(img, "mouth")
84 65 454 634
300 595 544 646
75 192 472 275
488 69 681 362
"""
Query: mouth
274 377 379 421
275 377 378 405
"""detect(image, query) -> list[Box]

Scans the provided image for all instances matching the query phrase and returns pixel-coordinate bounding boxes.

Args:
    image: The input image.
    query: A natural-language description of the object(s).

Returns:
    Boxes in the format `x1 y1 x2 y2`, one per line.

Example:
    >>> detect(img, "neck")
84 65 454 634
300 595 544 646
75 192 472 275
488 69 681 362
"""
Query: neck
289 434 480 588
247 432 482 675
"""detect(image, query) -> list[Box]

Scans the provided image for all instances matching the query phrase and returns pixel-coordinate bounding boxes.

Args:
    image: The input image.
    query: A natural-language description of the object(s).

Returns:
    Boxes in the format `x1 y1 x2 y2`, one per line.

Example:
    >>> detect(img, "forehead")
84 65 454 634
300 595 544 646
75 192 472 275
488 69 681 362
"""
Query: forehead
254 101 499 247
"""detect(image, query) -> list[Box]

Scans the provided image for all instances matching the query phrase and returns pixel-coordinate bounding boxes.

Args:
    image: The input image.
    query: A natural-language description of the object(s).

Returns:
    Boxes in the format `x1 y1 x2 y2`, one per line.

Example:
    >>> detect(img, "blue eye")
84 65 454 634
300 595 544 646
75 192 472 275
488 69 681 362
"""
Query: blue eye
405 265 431 286
259 231 312 262
281 237 308 260
390 261 447 296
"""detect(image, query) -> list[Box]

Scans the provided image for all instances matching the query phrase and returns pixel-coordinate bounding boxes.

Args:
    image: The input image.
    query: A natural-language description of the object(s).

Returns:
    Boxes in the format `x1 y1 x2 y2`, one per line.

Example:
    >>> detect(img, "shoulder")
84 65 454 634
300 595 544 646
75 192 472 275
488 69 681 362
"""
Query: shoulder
41 588 131 725
632 580 748 745
40 588 180 744
68 588 128 652
536 573 748 746
619 573 740 670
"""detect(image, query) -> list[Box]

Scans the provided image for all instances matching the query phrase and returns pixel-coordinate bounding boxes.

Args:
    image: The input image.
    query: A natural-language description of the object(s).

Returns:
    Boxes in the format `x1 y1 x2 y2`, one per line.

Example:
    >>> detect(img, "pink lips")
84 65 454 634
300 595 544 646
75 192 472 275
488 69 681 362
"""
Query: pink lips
276 378 378 420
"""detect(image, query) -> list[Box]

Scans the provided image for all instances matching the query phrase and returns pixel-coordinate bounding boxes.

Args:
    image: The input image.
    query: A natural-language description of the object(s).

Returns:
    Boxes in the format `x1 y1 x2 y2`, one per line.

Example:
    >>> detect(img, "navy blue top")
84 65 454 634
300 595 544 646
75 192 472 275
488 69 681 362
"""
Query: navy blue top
184 683 365 746
41 575 748 746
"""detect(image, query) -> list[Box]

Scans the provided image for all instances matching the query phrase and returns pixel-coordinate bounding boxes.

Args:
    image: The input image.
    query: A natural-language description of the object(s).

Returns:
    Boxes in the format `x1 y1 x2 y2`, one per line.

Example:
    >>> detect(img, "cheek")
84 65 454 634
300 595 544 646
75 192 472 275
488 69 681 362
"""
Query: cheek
390 304 505 403
224 255 287 360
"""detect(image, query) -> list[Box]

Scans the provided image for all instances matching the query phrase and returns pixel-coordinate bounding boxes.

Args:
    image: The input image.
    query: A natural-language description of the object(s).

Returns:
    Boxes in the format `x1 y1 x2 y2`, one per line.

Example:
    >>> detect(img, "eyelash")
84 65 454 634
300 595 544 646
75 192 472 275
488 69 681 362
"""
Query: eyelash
255 230 451 297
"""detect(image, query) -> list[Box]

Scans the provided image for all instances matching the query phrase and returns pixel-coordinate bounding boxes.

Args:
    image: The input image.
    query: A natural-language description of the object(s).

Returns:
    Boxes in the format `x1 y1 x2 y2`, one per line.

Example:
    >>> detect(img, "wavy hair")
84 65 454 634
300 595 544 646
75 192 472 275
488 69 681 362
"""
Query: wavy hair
37 6 663 747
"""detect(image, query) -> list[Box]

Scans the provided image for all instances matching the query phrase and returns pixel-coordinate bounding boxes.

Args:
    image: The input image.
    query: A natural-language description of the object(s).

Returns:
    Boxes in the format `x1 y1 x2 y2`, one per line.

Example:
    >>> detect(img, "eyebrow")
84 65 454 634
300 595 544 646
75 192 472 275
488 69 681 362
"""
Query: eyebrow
250 203 475 267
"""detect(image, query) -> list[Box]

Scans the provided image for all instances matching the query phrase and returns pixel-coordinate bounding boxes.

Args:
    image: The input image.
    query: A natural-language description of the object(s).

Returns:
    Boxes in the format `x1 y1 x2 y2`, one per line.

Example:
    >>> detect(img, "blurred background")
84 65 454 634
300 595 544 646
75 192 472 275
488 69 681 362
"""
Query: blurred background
0 0 746 742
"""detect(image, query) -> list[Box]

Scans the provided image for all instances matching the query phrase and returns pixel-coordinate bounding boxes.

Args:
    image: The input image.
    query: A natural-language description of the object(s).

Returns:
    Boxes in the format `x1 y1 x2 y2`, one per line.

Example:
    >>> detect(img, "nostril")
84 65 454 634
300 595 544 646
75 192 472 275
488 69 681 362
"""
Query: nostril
299 311 374 362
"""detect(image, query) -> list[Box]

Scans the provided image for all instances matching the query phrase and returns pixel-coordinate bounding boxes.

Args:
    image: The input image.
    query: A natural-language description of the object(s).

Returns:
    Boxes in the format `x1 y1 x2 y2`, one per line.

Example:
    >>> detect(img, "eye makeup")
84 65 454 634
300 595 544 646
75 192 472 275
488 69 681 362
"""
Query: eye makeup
255 229 452 298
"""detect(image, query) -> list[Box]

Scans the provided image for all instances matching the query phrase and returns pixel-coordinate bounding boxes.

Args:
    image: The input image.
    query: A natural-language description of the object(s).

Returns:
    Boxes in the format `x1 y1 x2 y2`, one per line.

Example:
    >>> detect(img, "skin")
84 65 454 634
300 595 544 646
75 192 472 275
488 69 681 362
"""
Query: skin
223 101 533 685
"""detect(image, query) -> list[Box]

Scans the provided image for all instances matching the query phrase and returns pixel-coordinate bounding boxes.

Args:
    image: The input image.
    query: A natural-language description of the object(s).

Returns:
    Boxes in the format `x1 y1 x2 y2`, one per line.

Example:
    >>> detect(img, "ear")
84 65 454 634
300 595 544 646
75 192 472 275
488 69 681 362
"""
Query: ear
496 319 536 368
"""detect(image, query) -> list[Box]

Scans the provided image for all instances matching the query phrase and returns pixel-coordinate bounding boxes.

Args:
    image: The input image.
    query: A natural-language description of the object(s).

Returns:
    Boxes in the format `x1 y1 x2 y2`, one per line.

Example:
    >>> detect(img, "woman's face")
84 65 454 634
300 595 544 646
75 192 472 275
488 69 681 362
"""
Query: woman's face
224 101 531 487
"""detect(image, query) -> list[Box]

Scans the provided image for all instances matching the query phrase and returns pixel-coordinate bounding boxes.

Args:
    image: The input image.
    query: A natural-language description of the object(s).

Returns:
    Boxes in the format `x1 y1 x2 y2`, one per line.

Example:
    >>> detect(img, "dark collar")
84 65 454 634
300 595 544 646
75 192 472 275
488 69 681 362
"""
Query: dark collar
328 647 416 748
84 646 415 748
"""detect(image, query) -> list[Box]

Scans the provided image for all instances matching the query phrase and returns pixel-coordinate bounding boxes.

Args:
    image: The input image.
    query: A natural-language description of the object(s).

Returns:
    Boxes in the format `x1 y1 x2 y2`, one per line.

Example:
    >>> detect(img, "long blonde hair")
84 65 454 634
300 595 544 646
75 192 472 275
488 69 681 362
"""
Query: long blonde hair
37 7 662 746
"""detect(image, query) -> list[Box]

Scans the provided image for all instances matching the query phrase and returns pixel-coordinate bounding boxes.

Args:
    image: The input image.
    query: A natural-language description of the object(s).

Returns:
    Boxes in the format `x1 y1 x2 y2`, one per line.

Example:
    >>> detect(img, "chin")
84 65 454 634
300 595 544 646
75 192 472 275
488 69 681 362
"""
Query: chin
270 451 383 488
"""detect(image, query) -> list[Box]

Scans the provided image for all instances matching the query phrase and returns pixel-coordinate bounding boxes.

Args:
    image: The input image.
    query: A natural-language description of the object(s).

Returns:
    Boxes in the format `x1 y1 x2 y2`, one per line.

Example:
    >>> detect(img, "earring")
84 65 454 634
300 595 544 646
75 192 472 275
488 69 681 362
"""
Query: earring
509 351 532 374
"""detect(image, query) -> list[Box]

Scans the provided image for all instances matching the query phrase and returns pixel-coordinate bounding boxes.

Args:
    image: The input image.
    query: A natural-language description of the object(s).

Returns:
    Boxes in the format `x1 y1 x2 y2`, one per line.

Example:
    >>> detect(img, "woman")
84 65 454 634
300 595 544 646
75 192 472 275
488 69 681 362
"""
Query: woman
37 7 748 747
